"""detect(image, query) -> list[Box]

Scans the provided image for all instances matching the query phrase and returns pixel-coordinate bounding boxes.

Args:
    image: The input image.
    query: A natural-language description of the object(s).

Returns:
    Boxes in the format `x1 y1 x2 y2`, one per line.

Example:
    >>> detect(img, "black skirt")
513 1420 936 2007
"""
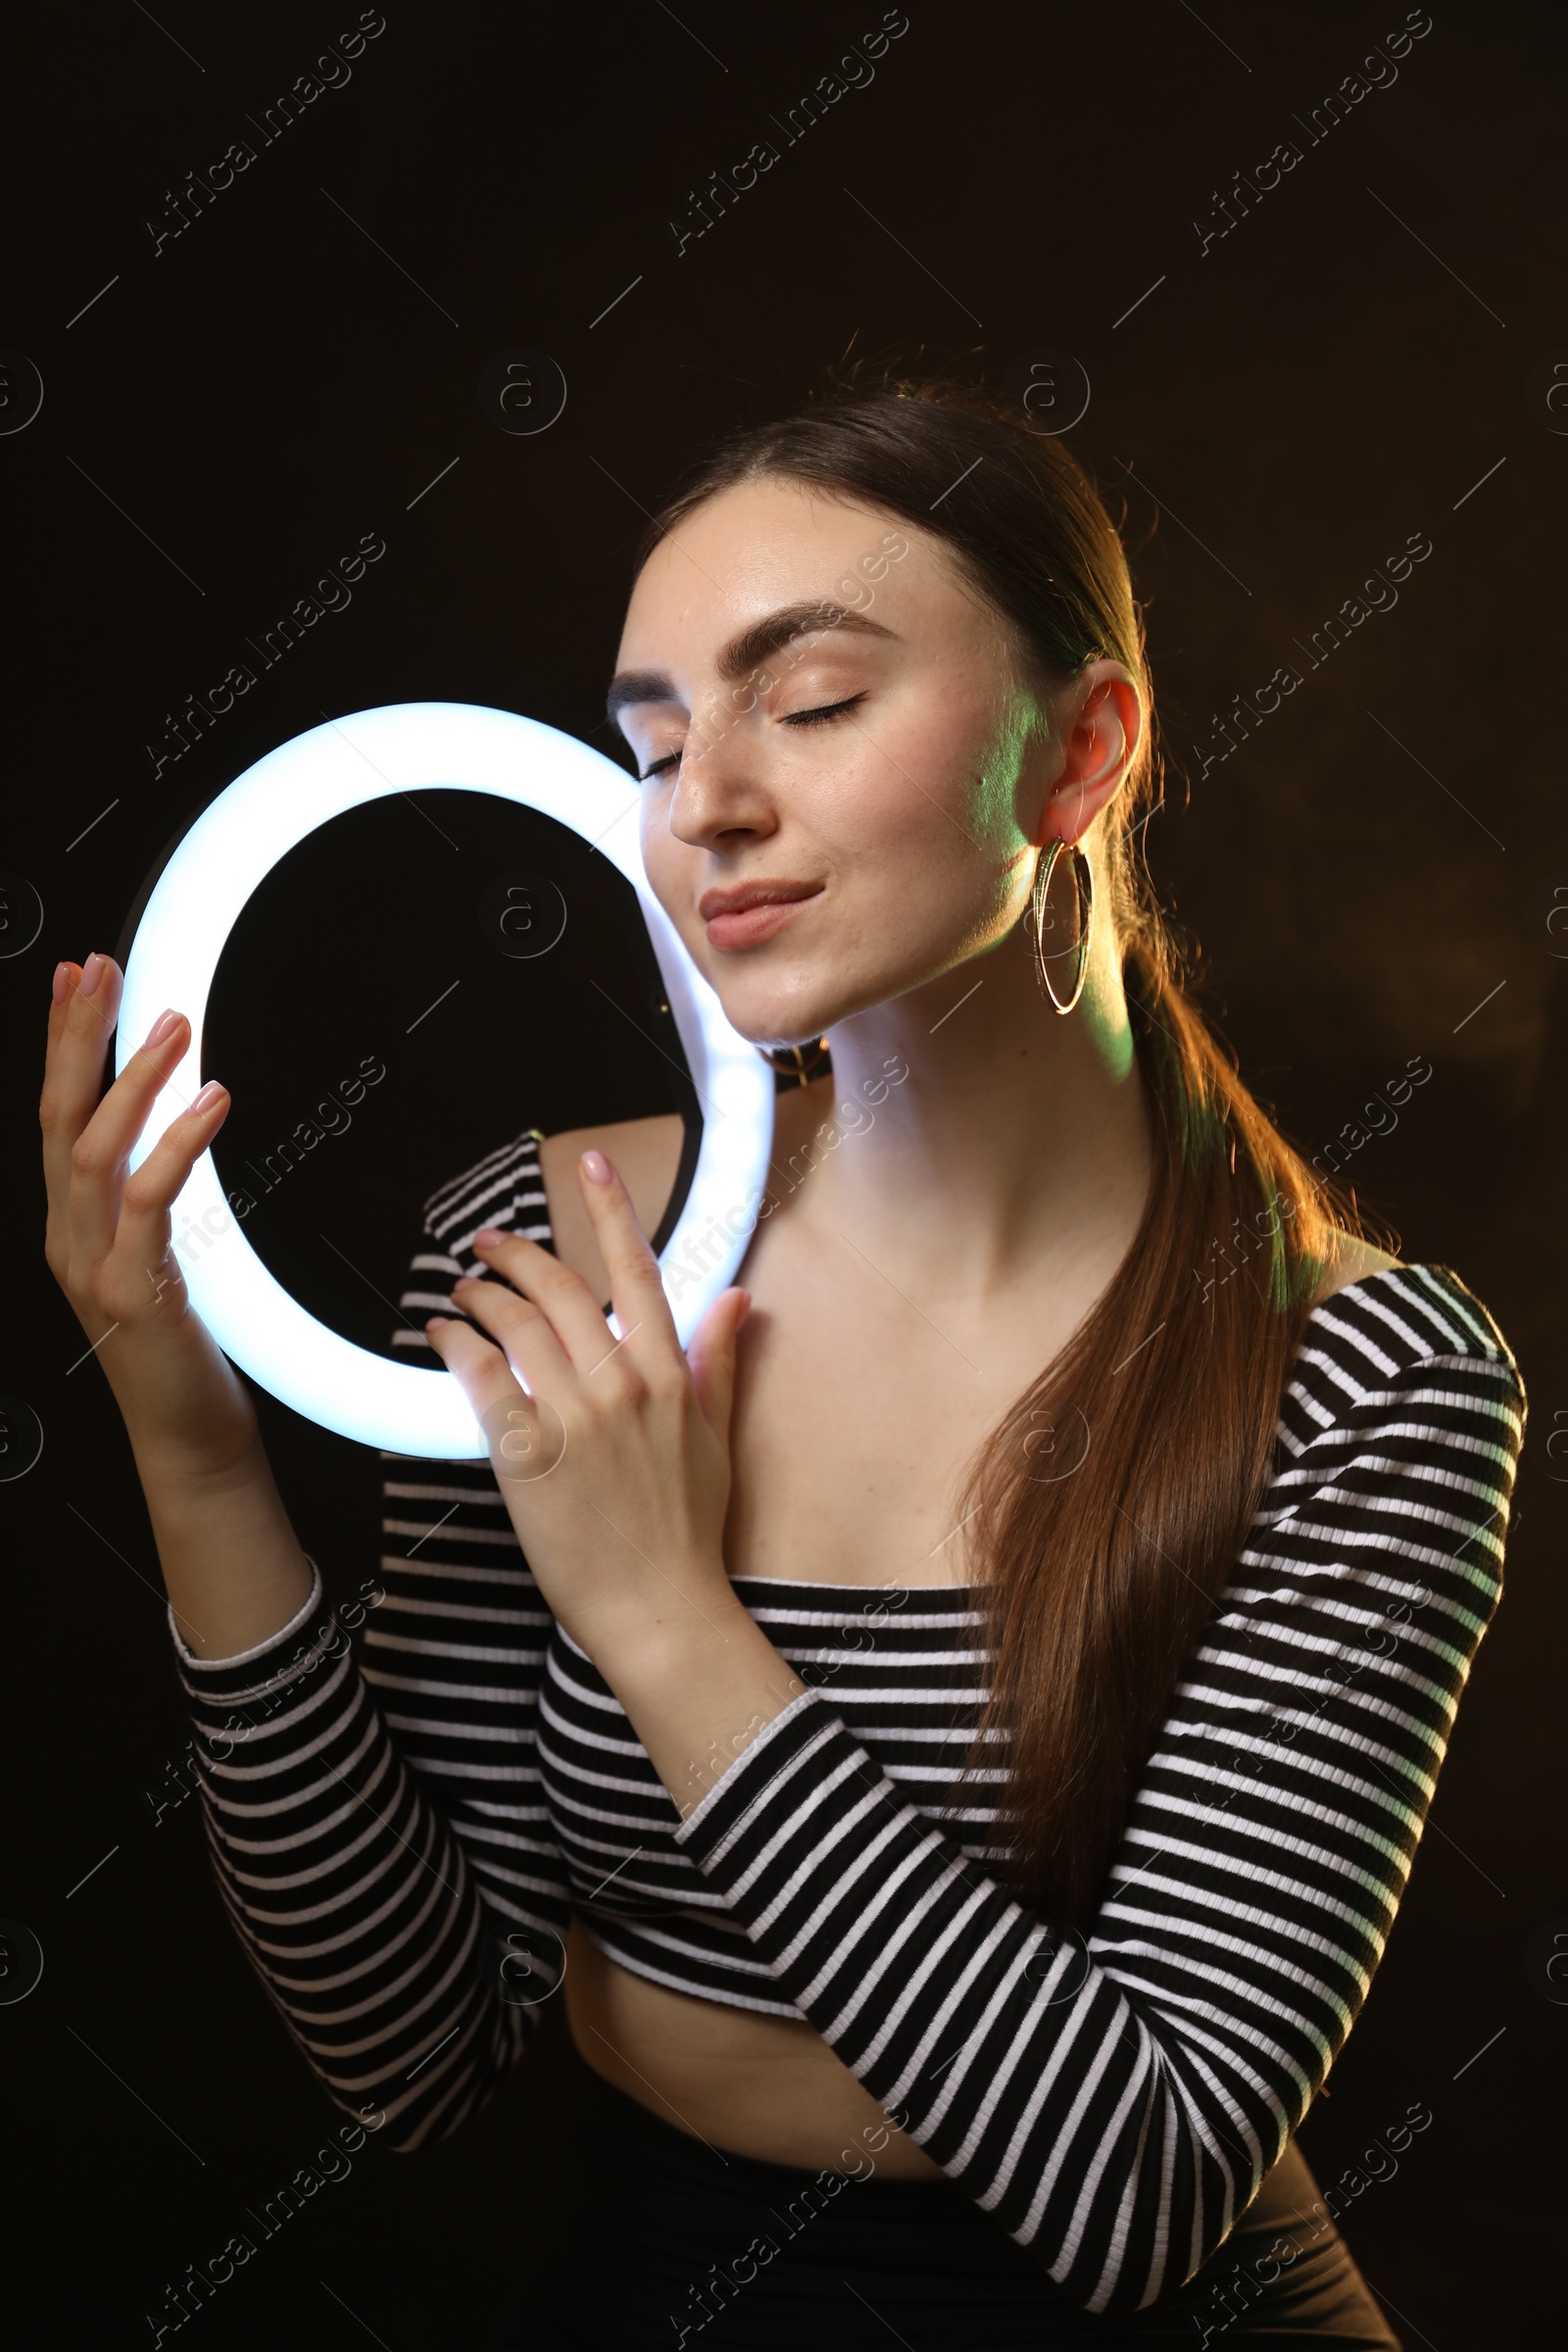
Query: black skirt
482 2024 1401 2351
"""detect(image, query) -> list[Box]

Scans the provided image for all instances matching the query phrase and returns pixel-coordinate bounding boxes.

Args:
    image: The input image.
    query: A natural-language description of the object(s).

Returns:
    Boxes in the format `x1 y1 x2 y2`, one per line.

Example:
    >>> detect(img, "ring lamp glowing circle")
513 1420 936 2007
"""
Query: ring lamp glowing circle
118 703 776 1460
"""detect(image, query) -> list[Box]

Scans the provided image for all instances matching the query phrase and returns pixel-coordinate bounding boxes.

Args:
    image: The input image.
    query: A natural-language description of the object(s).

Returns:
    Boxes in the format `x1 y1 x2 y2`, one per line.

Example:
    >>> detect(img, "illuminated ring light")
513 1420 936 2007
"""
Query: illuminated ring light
118 703 776 1460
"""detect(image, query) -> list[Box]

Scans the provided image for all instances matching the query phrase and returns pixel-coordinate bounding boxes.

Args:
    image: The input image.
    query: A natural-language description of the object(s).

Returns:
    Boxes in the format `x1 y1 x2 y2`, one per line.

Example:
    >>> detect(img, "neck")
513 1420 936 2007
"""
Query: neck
769 924 1155 1308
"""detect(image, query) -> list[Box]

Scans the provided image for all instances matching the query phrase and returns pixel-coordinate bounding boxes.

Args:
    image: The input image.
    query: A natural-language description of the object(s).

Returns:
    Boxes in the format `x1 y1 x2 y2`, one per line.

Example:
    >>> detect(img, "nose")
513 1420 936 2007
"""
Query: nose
664 725 778 855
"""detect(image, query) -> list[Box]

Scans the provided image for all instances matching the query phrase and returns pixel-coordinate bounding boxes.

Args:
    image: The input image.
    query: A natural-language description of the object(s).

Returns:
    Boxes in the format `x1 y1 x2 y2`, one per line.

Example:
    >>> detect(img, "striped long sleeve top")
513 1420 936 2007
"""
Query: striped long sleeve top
167 1126 1527 2313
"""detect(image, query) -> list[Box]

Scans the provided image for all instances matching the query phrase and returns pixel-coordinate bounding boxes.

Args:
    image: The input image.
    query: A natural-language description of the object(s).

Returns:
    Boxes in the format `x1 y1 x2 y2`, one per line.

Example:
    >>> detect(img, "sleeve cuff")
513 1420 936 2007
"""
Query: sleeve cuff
167 1556 329 1696
671 1685 835 1863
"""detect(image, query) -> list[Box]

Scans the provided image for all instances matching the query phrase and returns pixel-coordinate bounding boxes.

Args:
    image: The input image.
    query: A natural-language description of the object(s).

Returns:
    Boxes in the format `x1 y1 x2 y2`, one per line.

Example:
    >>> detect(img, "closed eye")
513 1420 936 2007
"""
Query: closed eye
783 691 867 730
637 692 867 782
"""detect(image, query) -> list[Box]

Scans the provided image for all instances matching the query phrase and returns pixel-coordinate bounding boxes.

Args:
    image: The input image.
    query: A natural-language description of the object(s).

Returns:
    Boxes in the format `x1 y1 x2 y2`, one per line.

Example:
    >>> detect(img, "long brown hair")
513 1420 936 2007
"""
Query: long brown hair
631 368 1378 1927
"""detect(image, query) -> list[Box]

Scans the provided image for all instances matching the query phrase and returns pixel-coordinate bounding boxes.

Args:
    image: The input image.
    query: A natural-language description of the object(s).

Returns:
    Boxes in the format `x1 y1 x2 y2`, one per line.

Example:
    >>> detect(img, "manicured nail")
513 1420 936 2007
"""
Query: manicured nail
146 1007 182 1048
191 1080 227 1114
473 1227 506 1249
580 1150 612 1185
80 953 107 998
52 961 73 1005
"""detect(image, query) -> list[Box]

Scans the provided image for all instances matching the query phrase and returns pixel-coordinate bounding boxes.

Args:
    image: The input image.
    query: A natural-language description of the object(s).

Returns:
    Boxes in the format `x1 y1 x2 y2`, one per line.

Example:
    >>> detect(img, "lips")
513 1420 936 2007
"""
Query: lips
700 879 823 952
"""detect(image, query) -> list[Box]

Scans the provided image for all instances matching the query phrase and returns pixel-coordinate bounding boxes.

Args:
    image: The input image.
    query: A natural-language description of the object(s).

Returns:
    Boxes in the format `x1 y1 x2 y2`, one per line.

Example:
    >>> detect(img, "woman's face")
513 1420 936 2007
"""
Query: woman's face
609 477 1068 1049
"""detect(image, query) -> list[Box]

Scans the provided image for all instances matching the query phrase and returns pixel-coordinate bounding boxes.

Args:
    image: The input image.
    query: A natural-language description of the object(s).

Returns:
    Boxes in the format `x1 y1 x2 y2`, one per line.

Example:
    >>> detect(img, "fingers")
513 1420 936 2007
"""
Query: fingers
65 1004 202 1267
114 1079 232 1280
572 1152 682 1355
448 1264 575 1391
424 1313 564 1479
466 1226 624 1373
687 1289 751 1448
450 1154 683 1396
423 1312 521 1414
40 955 122 1229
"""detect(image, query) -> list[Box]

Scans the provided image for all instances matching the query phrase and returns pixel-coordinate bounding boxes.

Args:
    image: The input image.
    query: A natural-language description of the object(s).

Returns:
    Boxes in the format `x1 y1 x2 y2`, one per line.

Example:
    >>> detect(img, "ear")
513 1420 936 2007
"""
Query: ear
1041 662 1143 844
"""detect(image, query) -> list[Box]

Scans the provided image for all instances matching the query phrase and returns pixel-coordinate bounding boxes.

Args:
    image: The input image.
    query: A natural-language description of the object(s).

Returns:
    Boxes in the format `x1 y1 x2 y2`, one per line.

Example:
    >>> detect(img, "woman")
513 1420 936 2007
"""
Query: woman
41 378 1525 2347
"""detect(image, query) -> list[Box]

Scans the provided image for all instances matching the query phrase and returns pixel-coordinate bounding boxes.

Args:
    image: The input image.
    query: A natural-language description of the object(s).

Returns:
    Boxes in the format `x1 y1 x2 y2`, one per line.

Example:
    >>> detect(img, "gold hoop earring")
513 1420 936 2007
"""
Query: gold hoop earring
1031 839 1094 1015
756 1037 831 1083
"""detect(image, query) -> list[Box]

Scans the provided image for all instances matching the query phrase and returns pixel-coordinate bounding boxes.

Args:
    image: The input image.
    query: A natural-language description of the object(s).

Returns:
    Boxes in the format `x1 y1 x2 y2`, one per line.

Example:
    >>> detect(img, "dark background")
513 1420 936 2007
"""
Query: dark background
4 3 1566 2345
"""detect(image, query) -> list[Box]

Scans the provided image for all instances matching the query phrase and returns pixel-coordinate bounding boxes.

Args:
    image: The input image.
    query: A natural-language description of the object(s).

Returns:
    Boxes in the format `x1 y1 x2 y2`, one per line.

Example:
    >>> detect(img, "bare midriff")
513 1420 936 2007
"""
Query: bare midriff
563 1914 945 2178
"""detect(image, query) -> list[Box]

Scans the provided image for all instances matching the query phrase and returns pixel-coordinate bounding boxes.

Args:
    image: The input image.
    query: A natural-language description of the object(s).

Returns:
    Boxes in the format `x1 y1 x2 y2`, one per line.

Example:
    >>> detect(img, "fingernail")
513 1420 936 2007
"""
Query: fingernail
580 1150 612 1185
80 953 106 998
52 961 73 1005
191 1080 227 1114
425 1315 451 1331
473 1227 505 1248
147 1007 181 1048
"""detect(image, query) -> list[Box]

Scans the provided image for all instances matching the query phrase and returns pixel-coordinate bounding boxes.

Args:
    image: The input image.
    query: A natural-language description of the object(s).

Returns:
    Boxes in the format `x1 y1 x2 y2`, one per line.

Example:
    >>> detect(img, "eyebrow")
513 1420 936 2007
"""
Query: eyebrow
605 600 896 724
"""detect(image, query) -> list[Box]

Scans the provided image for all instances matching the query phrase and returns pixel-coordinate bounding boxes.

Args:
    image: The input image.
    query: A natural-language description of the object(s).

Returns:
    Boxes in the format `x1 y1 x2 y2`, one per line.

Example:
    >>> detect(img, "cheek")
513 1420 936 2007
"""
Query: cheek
850 699 1025 883
881 681 1023 827
830 768 1019 958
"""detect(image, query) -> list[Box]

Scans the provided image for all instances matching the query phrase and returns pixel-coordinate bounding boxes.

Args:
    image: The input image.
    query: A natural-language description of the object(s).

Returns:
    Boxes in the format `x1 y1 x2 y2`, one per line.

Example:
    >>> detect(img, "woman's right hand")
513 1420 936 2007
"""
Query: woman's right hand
40 951 260 1482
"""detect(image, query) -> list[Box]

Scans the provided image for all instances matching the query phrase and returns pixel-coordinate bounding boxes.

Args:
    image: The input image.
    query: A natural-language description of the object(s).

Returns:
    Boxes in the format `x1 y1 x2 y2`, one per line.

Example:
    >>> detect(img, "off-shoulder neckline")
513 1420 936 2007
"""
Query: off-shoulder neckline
727 1263 1442 1596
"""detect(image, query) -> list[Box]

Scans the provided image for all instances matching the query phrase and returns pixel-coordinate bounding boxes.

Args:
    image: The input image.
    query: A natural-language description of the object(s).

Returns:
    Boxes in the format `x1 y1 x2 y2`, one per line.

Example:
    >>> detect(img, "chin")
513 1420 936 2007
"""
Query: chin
737 1018 830 1054
695 973 824 1051
724 995 866 1055
713 1003 829 1054
705 950 924 1050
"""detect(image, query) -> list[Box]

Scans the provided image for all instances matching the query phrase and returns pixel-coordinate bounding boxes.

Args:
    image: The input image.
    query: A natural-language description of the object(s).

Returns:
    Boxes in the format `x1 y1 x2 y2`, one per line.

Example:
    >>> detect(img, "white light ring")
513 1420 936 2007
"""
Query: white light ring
118 703 775 1460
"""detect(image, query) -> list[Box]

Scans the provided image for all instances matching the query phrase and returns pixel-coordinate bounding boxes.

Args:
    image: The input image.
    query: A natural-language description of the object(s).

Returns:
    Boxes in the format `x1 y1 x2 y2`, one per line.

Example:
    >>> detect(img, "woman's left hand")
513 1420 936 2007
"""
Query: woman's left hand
424 1148 752 1664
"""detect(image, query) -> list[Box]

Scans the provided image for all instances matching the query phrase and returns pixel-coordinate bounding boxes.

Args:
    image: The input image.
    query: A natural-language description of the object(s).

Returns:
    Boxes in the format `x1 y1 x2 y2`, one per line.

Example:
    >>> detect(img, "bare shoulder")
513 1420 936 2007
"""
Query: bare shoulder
1311 1233 1405 1306
538 1112 685 1300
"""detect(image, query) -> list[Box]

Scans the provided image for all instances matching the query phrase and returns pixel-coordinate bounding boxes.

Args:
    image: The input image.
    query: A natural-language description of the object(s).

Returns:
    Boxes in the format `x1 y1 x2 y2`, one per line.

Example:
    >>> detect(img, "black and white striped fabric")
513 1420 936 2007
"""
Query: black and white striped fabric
169 1126 1526 2312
